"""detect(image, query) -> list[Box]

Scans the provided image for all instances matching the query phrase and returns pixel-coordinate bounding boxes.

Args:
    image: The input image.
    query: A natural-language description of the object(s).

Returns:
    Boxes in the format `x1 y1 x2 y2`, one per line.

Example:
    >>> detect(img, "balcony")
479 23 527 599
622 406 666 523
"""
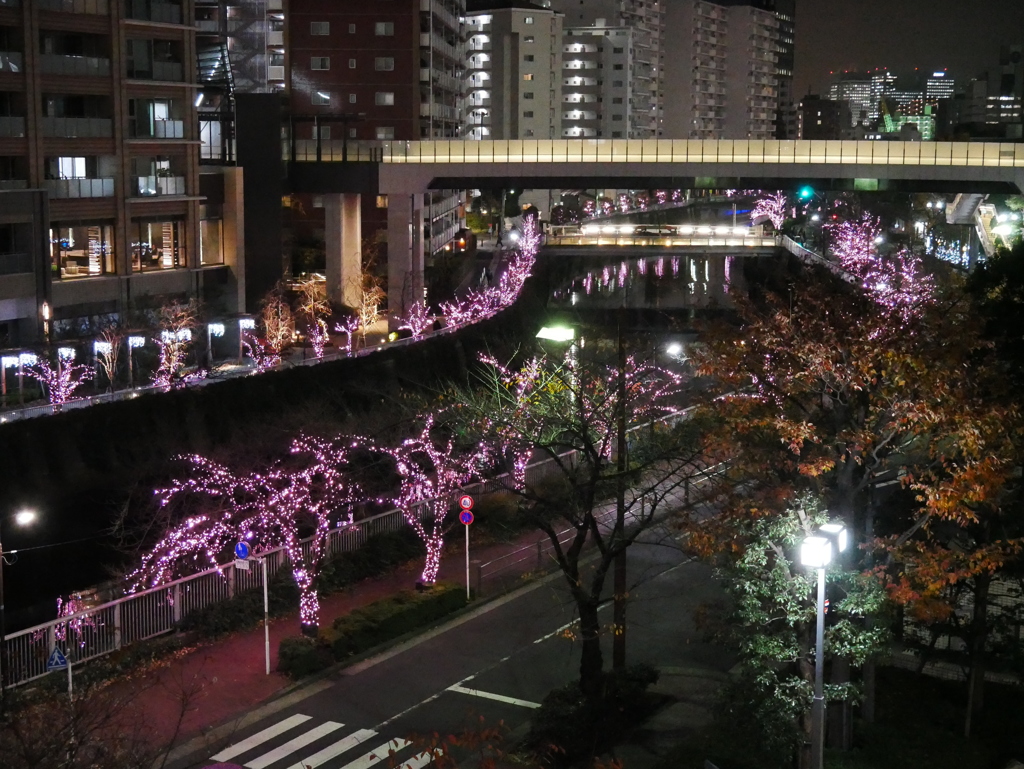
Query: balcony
267 30 284 46
0 51 20 73
268 65 284 80
0 179 27 190
126 0 182 24
41 116 113 138
0 253 32 276
44 177 115 197
40 54 111 77
38 0 109 12
134 174 185 196
153 118 183 138
0 116 25 137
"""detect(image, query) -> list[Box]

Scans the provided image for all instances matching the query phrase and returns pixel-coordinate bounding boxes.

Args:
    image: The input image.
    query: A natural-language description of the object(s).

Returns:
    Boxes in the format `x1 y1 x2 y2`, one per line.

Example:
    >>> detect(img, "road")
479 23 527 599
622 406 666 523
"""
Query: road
174 525 732 769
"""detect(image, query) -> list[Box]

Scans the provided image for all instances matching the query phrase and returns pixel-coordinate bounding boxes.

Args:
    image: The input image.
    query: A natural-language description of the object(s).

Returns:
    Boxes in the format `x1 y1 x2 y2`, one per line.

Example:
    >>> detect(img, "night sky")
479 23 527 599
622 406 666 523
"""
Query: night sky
794 0 1024 96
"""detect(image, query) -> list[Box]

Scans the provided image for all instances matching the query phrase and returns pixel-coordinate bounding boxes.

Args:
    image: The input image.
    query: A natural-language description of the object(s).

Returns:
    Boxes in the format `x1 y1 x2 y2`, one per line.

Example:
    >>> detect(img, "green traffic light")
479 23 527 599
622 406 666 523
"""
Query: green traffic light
798 186 814 200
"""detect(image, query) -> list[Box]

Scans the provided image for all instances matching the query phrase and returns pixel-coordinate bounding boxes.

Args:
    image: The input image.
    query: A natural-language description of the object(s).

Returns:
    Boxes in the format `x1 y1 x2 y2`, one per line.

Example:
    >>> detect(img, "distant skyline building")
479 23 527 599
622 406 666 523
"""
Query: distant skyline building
798 95 851 139
959 45 1023 139
926 71 956 102
828 72 873 126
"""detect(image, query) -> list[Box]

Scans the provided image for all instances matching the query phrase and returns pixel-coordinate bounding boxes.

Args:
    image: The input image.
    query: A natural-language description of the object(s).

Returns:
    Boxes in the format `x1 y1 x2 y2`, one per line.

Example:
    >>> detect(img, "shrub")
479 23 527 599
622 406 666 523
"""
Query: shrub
470 492 528 541
277 635 333 679
325 582 467 660
527 663 661 767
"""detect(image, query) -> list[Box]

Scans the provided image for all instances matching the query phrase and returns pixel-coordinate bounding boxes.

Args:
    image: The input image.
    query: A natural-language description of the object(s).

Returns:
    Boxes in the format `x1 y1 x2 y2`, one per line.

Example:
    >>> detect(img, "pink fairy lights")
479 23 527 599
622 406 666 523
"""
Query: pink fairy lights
751 192 789 231
26 348 93 409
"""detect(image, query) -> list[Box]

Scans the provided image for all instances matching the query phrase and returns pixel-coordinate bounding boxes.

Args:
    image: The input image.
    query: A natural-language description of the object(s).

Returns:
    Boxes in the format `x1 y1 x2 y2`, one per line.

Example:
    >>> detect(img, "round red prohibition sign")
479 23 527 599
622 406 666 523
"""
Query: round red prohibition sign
458 494 474 511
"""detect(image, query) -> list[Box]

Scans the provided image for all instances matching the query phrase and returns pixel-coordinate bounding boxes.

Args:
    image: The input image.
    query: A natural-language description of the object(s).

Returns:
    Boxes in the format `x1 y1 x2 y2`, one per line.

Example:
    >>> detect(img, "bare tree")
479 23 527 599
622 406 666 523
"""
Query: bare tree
152 300 199 387
95 325 124 391
259 286 295 358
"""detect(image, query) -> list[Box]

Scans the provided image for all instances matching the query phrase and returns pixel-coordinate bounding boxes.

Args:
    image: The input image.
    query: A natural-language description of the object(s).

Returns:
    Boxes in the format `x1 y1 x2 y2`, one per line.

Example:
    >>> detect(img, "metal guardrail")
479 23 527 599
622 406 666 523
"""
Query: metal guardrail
1 406 692 687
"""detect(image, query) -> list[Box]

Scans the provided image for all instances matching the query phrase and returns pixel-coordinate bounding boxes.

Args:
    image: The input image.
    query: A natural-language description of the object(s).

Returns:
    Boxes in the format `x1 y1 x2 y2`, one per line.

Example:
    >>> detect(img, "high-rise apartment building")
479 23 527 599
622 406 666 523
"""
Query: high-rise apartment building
465 1 563 140
542 0 663 137
560 24 637 138
960 46 1023 140
772 0 796 138
0 0 241 346
926 71 955 103
798 95 851 140
664 0 780 139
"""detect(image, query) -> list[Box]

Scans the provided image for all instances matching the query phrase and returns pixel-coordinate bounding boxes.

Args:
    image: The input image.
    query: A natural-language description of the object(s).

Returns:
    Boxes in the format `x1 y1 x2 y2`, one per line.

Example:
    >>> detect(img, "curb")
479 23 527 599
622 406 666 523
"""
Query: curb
163 565 568 769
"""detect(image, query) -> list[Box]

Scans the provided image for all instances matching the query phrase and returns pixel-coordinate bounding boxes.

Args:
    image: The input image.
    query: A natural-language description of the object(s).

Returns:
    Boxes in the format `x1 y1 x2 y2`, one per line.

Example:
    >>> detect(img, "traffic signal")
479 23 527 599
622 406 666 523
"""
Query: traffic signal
798 186 815 201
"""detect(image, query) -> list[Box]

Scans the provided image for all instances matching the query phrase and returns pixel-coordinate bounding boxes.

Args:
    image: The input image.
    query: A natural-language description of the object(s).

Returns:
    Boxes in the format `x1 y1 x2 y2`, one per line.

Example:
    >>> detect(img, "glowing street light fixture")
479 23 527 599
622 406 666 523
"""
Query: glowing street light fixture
800 520 847 769
207 322 226 368
0 507 39 699
127 335 145 389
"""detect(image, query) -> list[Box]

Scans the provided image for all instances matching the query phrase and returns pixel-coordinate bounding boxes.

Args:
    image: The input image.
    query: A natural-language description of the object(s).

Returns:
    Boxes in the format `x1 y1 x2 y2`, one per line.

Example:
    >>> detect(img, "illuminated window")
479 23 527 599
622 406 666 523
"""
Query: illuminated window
312 92 331 106
131 219 185 272
524 74 534 81
375 92 395 106
375 22 394 36
50 223 115 279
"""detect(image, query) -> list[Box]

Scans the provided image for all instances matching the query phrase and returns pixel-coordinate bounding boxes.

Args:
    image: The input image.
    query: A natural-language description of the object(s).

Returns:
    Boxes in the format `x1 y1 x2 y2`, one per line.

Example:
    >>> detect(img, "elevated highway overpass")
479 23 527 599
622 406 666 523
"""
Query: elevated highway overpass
286 139 1024 315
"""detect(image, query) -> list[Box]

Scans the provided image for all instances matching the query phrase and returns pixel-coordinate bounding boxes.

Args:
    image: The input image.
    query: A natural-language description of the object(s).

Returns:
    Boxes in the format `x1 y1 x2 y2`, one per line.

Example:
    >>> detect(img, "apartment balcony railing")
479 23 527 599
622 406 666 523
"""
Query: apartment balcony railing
0 180 27 190
38 0 109 11
0 252 32 276
41 116 113 138
421 0 459 33
268 65 285 80
40 54 111 77
267 30 284 46
0 52 21 72
152 118 183 138
134 174 185 196
0 116 25 137
420 102 459 122
44 177 115 198
126 0 182 24
195 19 220 32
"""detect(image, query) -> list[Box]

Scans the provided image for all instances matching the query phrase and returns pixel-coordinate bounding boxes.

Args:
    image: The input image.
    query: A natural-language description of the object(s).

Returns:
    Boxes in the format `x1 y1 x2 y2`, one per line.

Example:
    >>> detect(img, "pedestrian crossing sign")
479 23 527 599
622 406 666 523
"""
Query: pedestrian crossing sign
46 647 68 672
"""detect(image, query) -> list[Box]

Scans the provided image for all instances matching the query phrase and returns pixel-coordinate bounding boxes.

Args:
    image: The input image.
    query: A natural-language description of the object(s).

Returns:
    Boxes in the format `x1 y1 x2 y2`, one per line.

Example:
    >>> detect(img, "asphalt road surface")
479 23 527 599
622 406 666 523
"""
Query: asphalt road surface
179 525 731 769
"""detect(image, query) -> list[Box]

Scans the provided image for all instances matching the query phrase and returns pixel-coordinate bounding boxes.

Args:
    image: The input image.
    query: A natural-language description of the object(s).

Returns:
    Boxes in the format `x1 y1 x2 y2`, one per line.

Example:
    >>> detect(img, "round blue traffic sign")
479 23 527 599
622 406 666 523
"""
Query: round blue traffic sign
459 510 474 526
234 541 250 560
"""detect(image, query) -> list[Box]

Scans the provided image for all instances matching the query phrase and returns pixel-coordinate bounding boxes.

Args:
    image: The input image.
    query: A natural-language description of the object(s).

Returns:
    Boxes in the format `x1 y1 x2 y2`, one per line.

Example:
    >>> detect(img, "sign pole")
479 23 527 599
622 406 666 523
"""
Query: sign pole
458 495 475 601
465 524 470 601
67 658 73 699
262 556 270 675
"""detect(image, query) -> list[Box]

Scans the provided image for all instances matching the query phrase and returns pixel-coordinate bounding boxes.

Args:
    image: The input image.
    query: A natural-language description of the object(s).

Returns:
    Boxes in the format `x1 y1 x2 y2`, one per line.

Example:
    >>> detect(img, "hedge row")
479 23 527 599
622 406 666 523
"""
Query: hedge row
278 581 467 679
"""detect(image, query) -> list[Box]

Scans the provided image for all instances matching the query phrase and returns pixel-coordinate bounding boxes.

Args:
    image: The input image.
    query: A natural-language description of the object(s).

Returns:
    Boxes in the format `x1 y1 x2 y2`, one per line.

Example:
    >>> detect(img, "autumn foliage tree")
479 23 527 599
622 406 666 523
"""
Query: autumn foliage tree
690 217 1023 746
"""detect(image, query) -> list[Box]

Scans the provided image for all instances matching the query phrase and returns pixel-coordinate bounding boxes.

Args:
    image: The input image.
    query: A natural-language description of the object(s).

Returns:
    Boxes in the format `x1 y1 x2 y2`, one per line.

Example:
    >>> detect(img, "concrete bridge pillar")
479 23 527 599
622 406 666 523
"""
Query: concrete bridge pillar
324 193 362 310
387 193 424 324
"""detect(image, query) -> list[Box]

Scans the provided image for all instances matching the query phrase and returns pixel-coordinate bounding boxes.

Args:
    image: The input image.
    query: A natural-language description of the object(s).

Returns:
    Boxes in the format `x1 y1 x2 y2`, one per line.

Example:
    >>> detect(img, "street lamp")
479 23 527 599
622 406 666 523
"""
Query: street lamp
0 508 38 700
800 521 847 769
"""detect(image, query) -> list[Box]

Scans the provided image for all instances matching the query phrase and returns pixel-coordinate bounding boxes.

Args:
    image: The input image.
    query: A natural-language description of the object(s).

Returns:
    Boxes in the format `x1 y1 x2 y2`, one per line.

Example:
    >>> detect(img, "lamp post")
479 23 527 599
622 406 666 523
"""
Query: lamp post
207 322 225 369
127 335 146 389
800 522 847 769
0 508 38 703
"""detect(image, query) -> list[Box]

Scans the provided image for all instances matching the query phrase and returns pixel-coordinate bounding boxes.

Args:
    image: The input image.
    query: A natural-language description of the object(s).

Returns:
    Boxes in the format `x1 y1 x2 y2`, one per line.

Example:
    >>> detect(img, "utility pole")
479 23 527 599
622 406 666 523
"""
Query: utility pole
613 306 628 671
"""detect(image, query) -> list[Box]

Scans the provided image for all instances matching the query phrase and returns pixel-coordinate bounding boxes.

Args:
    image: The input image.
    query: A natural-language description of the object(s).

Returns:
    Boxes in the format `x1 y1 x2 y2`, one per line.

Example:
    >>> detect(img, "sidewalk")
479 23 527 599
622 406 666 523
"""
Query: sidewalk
115 524 567 753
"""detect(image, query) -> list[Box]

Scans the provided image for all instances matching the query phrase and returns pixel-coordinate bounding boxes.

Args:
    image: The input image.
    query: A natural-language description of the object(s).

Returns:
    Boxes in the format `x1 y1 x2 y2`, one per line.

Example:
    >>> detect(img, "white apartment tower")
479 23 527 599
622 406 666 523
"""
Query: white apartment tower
465 2 564 139
542 0 664 137
561 24 637 138
665 0 780 139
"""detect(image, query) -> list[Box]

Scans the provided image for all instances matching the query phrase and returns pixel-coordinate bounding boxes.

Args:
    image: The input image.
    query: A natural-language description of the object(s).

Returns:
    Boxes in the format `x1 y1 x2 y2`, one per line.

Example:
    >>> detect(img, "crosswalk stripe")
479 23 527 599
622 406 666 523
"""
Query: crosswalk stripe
336 738 411 769
399 750 439 769
285 728 378 769
210 714 313 762
244 722 344 769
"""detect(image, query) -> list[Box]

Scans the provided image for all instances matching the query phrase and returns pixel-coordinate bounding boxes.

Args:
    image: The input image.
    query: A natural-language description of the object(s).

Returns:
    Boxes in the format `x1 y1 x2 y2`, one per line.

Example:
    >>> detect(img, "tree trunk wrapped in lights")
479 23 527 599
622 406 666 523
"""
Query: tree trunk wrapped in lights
26 348 94 410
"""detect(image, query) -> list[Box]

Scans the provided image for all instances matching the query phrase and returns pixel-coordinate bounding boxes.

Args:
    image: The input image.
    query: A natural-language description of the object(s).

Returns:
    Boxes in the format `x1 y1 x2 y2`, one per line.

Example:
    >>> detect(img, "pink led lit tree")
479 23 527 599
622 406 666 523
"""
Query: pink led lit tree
335 315 361 355
27 348 94 410
151 301 199 387
398 299 434 340
129 436 361 635
751 191 789 230
383 416 480 586
448 349 705 700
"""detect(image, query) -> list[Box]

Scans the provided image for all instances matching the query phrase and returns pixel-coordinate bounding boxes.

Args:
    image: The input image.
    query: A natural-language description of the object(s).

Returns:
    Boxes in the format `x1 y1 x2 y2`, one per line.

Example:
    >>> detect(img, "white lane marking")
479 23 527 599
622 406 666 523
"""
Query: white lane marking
337 739 412 769
400 750 440 769
533 618 577 644
286 728 378 769
447 684 541 709
244 722 344 769
210 714 312 762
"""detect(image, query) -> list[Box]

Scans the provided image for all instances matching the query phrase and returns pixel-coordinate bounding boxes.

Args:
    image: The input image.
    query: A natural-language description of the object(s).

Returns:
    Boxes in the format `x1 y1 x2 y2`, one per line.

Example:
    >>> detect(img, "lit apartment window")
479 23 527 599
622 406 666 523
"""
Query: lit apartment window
375 22 394 36
376 195 389 208
524 74 534 81
311 57 330 70
312 92 331 106
375 92 395 106
310 22 329 35
524 36 535 43
524 16 534 24
313 196 324 208
375 126 395 139
375 57 395 71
